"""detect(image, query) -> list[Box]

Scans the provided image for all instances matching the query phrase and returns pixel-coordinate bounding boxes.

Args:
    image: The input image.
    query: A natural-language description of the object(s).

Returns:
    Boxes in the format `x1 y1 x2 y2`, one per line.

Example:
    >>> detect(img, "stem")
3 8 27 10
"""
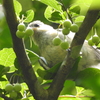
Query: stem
3 0 48 100
47 8 100 100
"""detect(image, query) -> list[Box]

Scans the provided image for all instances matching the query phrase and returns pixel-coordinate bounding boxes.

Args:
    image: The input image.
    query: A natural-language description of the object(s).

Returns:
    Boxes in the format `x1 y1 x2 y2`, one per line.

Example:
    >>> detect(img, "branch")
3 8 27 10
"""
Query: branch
3 0 48 100
48 8 100 100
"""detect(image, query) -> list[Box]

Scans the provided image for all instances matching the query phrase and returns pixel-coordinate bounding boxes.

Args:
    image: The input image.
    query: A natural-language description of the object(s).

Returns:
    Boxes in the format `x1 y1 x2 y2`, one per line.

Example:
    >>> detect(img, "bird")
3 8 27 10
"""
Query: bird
28 20 100 71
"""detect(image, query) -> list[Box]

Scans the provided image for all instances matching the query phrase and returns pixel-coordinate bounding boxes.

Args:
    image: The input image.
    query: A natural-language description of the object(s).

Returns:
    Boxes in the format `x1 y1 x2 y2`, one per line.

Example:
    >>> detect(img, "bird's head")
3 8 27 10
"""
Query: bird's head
28 20 54 33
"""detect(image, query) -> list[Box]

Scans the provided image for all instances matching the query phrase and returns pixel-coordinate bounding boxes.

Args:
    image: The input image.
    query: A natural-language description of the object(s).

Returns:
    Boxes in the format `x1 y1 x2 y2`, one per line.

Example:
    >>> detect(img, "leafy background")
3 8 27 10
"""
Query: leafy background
0 0 100 100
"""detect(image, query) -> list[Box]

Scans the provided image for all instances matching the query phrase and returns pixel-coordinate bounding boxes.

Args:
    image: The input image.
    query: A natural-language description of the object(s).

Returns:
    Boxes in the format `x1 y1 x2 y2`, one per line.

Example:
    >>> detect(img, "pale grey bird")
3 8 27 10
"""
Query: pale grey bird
28 20 100 71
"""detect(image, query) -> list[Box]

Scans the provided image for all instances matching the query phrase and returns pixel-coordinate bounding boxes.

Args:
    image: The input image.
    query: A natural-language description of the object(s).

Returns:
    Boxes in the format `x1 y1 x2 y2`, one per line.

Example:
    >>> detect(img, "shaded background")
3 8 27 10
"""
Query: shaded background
0 0 48 55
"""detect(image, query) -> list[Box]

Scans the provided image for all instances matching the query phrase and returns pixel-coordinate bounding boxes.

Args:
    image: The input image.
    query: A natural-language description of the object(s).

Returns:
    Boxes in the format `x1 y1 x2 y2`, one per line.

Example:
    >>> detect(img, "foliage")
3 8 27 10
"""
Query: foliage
0 0 100 100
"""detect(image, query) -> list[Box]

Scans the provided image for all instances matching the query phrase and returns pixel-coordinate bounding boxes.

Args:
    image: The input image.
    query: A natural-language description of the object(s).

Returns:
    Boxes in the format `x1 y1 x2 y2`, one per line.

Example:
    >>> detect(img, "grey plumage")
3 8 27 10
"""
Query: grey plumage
29 20 100 71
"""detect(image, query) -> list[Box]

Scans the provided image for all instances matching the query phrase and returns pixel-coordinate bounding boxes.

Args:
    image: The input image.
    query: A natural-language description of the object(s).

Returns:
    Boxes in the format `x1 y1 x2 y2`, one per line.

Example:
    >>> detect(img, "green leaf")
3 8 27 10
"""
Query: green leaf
96 27 100 38
47 62 62 73
86 28 94 40
67 56 81 79
59 0 76 8
38 0 63 12
69 5 81 14
94 18 100 28
60 80 76 95
37 69 48 79
26 49 39 65
37 62 61 79
76 86 84 94
72 0 93 15
0 65 10 77
82 89 95 97
76 68 100 87
0 80 8 90
24 10 34 23
0 48 16 67
0 24 12 49
76 68 100 98
75 16 85 23
44 6 66 23
14 0 22 16
75 16 85 27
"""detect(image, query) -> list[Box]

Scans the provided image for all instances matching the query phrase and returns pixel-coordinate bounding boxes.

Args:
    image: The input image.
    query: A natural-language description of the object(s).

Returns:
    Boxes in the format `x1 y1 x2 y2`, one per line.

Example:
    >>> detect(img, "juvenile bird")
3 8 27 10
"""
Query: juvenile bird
28 20 100 71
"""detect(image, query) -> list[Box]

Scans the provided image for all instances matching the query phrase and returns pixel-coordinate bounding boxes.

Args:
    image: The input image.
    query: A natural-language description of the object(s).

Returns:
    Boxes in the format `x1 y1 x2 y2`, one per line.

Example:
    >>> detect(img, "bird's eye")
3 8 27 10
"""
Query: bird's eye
29 23 40 28
28 20 44 28
34 24 40 27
